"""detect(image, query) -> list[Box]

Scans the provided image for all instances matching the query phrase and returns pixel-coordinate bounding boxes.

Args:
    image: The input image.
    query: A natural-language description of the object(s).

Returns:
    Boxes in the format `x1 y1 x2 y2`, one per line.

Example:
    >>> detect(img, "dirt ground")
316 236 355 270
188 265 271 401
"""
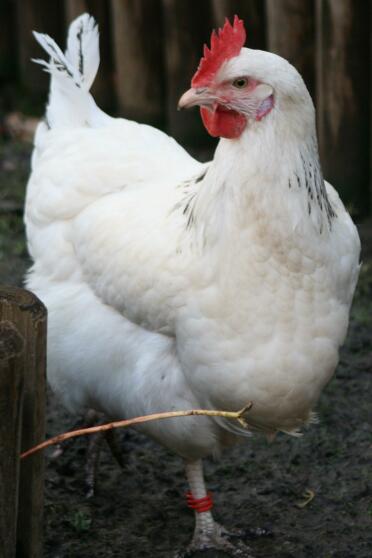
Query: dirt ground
0 139 371 558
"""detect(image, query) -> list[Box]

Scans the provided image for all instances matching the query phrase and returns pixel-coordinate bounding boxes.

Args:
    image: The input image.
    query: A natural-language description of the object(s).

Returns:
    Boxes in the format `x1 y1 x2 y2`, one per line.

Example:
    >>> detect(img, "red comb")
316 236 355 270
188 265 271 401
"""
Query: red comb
192 16 246 88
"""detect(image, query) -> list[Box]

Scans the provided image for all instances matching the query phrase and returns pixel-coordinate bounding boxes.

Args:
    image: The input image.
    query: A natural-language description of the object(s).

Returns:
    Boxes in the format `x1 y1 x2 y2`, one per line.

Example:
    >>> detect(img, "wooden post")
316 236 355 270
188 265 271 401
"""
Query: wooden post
212 0 266 50
0 286 47 558
0 322 24 558
266 0 315 99
16 0 65 98
110 0 165 126
316 0 370 217
64 0 87 19
163 0 215 147
369 0 372 217
0 0 17 86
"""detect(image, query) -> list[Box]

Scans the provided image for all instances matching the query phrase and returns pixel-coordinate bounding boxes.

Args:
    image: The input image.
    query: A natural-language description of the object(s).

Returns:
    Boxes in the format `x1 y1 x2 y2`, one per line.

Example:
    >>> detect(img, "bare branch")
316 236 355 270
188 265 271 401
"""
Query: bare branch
20 403 253 460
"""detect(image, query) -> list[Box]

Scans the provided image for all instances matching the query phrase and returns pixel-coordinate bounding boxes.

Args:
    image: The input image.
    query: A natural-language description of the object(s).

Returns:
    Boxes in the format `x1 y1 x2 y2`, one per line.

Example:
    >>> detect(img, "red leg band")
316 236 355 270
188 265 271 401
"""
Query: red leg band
186 491 213 513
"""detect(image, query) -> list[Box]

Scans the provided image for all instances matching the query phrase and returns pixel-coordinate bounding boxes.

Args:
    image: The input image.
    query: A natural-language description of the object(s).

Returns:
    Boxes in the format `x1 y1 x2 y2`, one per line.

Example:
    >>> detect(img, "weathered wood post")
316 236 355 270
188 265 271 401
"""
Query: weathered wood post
0 286 46 558
163 0 215 146
212 0 266 50
15 0 64 97
110 0 165 127
0 320 24 558
266 0 316 100
316 0 370 217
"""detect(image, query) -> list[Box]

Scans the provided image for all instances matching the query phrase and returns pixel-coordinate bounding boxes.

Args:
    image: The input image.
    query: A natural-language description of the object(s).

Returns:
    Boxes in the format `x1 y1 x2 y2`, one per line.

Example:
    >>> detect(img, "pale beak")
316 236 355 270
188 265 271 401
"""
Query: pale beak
177 87 213 110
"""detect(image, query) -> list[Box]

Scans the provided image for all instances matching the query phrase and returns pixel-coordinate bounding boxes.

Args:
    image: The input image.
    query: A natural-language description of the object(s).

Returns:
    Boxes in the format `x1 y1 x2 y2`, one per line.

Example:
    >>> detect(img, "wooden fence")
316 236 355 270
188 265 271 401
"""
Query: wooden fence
0 0 370 216
0 286 46 558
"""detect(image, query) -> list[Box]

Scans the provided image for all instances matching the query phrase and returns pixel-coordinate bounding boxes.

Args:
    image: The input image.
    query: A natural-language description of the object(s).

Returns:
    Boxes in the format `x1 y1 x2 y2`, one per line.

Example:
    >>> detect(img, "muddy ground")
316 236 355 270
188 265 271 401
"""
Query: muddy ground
0 139 371 558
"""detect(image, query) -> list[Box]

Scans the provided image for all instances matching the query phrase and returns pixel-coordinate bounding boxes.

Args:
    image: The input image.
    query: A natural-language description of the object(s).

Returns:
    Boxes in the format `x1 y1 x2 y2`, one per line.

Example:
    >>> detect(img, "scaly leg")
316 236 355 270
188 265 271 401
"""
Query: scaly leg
84 418 127 497
84 429 104 498
175 460 255 557
50 409 125 497
104 428 126 469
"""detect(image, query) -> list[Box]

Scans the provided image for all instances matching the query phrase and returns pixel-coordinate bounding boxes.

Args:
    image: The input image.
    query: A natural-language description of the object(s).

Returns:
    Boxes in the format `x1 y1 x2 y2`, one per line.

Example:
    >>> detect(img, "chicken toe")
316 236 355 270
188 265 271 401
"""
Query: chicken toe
176 522 255 557
179 460 256 557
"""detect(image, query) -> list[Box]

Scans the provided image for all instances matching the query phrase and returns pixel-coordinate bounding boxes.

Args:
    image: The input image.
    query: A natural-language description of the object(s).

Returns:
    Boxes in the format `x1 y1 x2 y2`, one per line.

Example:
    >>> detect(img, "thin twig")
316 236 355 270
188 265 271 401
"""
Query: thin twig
20 403 253 460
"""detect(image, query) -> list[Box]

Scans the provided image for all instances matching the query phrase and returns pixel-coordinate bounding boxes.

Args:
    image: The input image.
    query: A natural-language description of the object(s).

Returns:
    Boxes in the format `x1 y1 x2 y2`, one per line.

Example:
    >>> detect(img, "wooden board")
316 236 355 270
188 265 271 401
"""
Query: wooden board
0 0 17 84
0 321 24 558
16 0 65 97
163 0 215 147
212 0 266 50
316 0 370 217
110 0 165 126
266 0 315 99
0 286 47 558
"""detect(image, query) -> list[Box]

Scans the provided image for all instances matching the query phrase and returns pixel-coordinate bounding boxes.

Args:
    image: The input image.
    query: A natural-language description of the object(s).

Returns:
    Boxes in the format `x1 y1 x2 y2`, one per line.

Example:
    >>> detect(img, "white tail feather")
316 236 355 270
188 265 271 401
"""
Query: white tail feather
32 32 82 87
65 14 99 91
33 13 100 128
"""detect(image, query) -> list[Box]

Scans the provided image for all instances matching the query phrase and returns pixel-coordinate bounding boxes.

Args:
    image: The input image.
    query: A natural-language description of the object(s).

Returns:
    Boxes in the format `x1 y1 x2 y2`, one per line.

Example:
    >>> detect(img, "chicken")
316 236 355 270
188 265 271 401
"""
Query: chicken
25 13 360 557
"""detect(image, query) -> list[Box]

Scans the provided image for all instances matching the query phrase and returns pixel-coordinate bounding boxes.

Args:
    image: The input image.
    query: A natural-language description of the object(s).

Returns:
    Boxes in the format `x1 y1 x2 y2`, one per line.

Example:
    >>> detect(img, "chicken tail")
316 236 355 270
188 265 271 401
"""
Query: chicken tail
32 14 101 128
65 13 100 91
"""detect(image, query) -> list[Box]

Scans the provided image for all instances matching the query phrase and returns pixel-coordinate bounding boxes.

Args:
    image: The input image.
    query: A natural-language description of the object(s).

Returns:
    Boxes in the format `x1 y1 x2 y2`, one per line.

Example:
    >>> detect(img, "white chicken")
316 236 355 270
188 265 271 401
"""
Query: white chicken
25 13 360 557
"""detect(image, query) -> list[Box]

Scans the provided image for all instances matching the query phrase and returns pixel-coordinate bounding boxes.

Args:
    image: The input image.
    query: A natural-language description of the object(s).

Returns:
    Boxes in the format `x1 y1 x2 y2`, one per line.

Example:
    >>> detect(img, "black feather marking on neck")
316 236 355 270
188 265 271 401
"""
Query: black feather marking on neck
182 191 197 229
175 168 208 229
183 195 193 215
77 23 84 77
298 140 336 230
195 168 208 183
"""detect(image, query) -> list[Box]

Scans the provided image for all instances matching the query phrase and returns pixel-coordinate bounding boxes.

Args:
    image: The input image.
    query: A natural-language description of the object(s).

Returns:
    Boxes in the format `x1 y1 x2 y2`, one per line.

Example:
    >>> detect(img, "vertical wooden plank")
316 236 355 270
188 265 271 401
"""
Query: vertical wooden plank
0 286 47 558
16 0 65 97
110 0 165 126
0 0 17 85
65 0 87 20
0 322 25 558
316 0 370 217
266 0 315 99
65 0 115 111
163 0 215 147
17 291 46 558
212 0 266 50
370 0 372 214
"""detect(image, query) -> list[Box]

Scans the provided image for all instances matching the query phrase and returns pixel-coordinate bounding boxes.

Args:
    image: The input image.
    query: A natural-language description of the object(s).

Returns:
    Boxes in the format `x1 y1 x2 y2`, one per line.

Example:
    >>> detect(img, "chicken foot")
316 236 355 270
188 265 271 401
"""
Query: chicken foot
175 460 255 557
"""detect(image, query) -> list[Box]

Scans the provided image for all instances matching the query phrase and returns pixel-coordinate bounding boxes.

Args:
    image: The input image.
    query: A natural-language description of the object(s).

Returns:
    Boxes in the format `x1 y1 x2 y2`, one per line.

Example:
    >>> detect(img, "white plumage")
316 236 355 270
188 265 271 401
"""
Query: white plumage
25 14 360 555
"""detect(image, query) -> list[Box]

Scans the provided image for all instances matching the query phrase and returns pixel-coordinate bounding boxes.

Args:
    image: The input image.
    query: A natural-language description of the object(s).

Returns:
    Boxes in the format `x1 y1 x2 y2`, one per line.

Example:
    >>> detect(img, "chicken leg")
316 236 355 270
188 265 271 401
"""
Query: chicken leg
50 409 125 498
176 460 255 557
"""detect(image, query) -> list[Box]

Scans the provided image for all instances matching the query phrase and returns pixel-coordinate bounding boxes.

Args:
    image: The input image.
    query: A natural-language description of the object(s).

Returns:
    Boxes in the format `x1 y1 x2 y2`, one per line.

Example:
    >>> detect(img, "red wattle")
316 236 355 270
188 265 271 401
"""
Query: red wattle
200 106 246 139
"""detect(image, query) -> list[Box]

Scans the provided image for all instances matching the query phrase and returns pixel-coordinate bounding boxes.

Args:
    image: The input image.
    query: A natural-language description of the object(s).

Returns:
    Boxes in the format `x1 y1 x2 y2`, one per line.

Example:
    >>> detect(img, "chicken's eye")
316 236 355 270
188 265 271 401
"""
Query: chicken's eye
232 77 248 89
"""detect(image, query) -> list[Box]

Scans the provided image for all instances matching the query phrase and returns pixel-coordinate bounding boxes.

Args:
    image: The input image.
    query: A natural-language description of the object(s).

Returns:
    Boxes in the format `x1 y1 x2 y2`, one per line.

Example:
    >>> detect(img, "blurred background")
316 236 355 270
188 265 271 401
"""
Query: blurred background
0 0 371 285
